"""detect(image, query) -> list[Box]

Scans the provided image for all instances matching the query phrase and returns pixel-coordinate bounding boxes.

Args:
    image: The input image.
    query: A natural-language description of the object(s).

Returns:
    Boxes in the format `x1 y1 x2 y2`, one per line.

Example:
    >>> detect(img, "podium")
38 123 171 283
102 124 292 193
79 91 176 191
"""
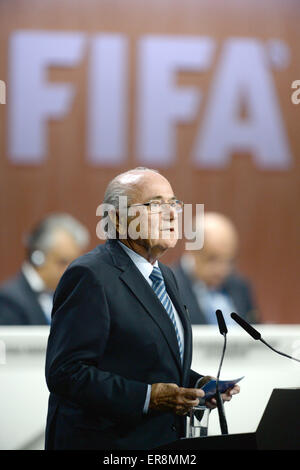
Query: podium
155 388 300 450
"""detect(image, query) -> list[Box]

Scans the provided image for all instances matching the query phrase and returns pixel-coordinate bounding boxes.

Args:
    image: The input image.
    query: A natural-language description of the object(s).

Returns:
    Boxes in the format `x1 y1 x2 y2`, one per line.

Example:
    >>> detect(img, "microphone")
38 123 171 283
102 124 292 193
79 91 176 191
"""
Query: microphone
216 308 228 335
231 312 300 363
215 309 229 435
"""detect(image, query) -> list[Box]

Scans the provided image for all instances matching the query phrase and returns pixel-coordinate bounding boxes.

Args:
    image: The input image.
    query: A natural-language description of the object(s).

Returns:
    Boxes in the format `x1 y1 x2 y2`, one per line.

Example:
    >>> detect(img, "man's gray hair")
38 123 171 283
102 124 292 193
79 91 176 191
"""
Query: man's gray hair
102 167 159 237
26 213 90 262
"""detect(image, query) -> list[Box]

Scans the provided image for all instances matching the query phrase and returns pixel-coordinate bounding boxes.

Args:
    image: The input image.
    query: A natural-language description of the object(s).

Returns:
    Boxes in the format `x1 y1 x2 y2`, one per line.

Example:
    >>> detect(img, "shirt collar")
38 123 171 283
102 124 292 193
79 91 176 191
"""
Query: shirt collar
118 241 158 281
22 262 47 293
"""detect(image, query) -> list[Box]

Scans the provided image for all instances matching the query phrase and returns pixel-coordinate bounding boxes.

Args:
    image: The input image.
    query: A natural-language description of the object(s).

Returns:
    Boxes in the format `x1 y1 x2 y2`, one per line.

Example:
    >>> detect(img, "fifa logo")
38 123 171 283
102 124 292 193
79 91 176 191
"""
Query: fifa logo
0 80 6 104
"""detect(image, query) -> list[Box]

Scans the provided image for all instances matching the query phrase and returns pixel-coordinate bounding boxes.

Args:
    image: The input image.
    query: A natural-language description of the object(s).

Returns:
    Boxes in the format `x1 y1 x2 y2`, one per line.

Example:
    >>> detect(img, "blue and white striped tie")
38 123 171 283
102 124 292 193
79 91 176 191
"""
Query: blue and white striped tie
149 266 183 363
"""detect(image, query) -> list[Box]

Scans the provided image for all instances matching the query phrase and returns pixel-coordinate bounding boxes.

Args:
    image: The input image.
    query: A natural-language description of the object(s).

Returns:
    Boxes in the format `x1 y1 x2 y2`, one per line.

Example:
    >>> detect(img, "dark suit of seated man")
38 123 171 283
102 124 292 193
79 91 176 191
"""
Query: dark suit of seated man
45 168 240 450
172 212 259 325
0 214 90 325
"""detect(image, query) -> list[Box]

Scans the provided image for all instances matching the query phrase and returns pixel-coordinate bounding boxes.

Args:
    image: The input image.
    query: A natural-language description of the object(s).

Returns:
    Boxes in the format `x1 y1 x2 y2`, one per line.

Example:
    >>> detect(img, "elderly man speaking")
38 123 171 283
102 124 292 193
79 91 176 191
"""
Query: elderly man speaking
45 168 239 450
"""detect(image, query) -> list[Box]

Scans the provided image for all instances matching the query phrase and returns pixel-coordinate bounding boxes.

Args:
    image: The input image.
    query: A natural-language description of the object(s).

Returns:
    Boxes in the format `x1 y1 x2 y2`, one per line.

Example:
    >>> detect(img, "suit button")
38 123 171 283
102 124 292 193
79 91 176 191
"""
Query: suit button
171 424 177 431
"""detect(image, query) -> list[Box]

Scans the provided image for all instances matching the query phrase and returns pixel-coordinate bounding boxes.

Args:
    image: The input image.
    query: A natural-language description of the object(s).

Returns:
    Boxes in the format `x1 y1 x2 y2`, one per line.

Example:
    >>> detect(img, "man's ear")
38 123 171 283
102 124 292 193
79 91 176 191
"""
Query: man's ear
107 209 116 226
114 209 128 238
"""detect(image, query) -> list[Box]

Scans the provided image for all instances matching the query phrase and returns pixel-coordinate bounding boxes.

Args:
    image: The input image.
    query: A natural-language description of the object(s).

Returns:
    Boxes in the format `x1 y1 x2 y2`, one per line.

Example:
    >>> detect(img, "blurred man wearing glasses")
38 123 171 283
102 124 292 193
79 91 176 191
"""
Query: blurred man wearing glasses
45 167 239 450
173 213 258 325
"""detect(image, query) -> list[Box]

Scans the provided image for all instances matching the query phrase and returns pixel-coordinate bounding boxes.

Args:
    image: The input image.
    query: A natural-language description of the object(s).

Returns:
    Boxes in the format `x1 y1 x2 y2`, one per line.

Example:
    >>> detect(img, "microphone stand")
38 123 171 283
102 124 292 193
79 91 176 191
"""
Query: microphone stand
215 332 228 435
259 338 300 363
215 309 229 435
231 312 300 364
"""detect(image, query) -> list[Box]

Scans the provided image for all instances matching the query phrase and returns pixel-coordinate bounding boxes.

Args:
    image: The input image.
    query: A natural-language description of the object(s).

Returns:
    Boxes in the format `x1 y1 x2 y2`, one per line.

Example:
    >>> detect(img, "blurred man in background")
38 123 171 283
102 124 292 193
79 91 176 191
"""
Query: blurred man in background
173 212 258 325
0 213 90 325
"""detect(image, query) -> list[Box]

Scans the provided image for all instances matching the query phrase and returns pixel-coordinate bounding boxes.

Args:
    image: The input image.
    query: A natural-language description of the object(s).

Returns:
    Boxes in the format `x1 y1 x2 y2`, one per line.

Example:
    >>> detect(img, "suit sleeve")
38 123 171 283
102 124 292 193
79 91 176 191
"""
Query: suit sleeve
188 369 203 388
45 265 148 425
0 294 26 325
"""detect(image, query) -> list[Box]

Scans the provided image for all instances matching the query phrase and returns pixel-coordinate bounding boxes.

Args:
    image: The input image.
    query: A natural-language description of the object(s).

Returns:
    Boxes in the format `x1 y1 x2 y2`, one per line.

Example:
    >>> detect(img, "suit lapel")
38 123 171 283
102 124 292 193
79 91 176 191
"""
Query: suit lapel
224 277 242 314
176 265 208 325
106 240 183 374
19 273 49 325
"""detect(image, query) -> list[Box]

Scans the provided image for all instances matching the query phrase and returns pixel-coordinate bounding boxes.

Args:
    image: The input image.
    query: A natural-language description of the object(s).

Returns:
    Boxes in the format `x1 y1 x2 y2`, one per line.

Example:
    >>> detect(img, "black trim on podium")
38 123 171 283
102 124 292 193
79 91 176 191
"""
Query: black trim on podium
154 388 300 450
256 388 300 449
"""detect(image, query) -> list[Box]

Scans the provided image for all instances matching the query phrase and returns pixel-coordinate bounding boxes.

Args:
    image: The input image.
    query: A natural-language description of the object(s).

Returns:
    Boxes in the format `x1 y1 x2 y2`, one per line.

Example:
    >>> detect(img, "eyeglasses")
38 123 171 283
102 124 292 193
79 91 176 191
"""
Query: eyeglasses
128 199 184 213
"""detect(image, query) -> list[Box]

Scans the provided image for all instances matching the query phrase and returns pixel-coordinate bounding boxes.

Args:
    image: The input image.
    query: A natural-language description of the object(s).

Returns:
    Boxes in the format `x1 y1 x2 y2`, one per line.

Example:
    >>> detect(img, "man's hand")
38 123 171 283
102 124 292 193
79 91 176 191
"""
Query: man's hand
149 383 205 416
205 384 240 409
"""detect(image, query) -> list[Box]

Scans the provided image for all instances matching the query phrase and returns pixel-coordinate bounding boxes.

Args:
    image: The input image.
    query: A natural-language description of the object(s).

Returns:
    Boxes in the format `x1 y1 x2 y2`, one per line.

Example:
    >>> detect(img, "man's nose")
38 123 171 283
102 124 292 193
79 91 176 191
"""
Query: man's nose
161 205 177 220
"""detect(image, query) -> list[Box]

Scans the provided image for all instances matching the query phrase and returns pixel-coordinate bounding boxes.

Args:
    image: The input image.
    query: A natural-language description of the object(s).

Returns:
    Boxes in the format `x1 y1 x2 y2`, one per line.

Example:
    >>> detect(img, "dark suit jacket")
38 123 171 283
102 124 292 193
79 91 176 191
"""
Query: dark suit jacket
45 240 202 450
0 271 49 325
172 262 258 325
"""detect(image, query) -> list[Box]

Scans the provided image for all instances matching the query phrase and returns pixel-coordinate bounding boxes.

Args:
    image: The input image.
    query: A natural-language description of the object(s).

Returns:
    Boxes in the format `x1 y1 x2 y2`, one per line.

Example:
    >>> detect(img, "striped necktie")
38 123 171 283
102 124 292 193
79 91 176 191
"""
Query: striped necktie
149 266 183 363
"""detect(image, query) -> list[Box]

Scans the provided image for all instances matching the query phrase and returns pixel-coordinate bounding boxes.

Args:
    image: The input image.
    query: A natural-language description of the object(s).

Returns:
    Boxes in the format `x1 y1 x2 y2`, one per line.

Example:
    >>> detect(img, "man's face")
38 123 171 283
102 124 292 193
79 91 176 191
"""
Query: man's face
37 230 84 291
124 172 179 255
192 235 236 289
